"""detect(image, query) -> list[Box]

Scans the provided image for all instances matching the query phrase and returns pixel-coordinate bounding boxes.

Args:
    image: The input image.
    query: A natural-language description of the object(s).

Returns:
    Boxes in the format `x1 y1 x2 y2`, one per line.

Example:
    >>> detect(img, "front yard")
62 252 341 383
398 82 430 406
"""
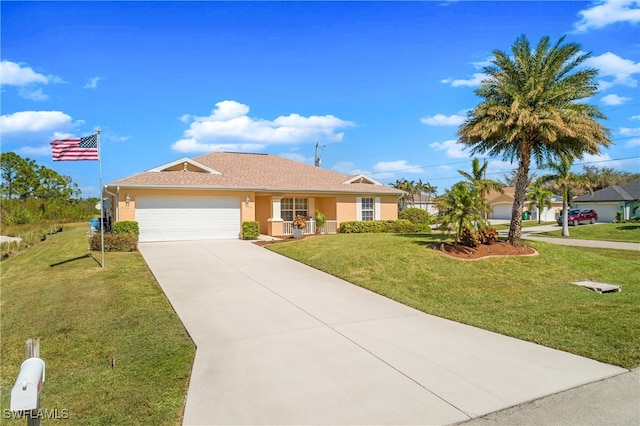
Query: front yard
267 233 640 369
535 222 640 243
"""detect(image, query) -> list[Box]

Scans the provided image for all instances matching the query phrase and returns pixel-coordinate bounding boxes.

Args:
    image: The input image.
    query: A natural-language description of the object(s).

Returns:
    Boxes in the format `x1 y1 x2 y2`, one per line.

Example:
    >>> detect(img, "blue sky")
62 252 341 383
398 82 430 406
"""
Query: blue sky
1 1 639 197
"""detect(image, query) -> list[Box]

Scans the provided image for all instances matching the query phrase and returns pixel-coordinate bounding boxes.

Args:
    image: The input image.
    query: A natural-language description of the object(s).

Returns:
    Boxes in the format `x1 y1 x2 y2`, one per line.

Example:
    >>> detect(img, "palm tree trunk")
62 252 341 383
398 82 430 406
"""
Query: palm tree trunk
508 149 531 246
562 186 570 237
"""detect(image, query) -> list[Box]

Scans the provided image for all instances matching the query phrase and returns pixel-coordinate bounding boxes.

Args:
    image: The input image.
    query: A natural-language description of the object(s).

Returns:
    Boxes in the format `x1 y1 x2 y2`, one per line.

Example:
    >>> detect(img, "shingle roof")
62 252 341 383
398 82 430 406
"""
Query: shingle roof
573 179 640 202
108 152 403 195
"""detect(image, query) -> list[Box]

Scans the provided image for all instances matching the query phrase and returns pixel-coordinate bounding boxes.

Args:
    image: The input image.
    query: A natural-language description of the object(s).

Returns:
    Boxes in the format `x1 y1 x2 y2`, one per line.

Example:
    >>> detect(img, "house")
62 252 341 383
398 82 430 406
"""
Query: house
572 179 640 222
485 187 563 221
105 152 404 242
407 194 439 215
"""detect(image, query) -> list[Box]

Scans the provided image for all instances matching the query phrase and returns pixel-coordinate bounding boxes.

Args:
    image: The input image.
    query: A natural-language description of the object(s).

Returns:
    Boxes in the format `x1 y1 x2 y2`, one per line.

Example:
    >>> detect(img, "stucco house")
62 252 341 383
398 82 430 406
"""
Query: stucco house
105 152 403 242
485 187 563 222
572 179 640 222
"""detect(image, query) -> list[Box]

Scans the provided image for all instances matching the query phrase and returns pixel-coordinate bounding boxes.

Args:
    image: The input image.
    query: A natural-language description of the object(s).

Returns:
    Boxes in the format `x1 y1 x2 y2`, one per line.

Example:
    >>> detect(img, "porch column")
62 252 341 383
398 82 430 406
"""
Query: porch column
268 196 284 236
308 197 315 218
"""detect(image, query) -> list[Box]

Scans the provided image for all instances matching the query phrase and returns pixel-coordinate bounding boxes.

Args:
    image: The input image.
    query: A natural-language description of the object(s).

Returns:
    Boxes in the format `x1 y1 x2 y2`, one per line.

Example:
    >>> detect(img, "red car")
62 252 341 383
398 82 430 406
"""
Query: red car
557 208 598 226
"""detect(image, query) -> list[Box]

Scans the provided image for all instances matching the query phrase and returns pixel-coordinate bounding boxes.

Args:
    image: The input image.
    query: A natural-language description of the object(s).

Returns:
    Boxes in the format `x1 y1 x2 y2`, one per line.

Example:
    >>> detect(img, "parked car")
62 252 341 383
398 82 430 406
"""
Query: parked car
557 208 598 226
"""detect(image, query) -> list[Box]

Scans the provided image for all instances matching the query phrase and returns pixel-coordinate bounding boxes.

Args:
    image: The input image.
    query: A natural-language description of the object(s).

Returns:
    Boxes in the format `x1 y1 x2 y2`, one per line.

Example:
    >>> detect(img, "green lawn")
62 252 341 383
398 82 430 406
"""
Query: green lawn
267 233 640 369
0 224 195 425
535 222 640 243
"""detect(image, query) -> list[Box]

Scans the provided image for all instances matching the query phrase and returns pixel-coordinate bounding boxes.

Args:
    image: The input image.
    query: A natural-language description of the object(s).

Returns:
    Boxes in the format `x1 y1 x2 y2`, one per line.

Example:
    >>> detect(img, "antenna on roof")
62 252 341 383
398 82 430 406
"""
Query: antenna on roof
314 141 325 167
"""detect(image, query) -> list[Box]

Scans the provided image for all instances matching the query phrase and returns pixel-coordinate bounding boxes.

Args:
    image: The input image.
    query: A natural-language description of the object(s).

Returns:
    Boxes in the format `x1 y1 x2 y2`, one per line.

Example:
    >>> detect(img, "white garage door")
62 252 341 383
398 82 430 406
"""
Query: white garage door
574 202 617 223
492 204 512 220
136 197 240 242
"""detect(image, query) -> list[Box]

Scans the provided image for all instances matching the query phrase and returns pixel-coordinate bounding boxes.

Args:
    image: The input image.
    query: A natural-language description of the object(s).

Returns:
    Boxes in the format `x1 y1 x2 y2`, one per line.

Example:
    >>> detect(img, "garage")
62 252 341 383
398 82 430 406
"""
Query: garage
136 197 240 242
573 202 618 223
491 204 512 220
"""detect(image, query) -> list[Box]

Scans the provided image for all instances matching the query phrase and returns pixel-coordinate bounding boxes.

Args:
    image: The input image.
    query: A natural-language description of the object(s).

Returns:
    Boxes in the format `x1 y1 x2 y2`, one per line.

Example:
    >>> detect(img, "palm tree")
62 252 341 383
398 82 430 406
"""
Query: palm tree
390 178 417 211
458 157 503 220
537 155 590 236
526 182 553 224
439 182 488 242
457 35 611 246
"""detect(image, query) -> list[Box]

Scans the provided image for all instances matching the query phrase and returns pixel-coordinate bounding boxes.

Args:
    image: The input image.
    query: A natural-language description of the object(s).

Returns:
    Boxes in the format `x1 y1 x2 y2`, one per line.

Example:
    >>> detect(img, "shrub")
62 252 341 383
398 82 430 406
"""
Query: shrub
338 219 417 234
242 221 260 240
89 233 138 252
113 221 139 237
399 208 430 224
459 227 480 247
477 227 499 245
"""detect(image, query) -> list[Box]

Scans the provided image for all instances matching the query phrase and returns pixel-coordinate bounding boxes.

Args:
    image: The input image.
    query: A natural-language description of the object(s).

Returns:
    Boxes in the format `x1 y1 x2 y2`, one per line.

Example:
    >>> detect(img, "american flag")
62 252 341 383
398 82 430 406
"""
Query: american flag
50 134 99 161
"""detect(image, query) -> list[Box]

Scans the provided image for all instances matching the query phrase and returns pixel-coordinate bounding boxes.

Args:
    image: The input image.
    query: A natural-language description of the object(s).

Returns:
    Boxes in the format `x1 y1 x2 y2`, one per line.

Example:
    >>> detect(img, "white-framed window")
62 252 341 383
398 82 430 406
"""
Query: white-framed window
356 196 380 221
361 197 374 221
281 198 308 221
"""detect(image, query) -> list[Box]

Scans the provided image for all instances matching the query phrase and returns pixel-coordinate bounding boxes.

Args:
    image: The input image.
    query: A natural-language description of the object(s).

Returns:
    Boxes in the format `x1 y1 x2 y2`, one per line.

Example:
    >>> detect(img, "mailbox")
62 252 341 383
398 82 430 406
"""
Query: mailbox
10 357 45 412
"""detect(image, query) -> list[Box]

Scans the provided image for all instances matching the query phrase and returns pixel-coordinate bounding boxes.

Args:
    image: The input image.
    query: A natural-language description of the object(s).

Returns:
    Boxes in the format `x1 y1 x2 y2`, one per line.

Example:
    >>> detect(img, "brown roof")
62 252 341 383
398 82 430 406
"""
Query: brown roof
108 152 403 195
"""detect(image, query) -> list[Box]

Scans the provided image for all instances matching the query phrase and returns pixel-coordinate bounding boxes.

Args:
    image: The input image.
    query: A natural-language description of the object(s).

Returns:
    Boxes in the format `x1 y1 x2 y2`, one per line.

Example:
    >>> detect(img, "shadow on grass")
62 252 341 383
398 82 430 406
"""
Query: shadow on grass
50 253 100 267
393 233 450 246
617 224 640 230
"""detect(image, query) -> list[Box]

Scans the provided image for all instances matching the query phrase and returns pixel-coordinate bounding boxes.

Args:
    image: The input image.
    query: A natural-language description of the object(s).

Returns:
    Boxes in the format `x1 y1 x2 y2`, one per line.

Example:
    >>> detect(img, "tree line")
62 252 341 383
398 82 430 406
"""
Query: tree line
1 152 97 226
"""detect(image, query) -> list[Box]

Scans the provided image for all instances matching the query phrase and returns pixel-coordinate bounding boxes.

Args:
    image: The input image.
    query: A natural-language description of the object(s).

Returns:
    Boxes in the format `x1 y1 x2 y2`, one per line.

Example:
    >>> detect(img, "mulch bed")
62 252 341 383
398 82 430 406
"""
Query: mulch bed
432 241 538 260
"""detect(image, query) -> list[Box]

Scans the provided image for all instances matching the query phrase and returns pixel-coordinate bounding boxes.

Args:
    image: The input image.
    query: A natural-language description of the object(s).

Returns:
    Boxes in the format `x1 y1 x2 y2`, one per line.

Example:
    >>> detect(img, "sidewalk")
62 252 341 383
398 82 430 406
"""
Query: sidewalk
495 223 640 251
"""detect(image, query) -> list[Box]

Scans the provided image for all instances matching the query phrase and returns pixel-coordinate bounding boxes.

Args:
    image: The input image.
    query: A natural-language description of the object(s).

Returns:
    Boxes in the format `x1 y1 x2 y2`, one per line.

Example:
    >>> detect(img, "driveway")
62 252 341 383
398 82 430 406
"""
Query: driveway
139 239 625 425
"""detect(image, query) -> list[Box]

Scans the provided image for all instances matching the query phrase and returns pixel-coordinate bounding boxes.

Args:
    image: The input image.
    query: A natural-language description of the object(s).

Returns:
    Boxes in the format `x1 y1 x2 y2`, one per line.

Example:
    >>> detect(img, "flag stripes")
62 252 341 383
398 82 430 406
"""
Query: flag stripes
50 134 99 161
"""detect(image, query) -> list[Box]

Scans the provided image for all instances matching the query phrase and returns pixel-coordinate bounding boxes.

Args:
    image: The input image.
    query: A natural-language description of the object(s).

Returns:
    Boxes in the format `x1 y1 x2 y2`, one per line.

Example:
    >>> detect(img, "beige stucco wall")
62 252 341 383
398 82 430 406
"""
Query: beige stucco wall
109 188 398 236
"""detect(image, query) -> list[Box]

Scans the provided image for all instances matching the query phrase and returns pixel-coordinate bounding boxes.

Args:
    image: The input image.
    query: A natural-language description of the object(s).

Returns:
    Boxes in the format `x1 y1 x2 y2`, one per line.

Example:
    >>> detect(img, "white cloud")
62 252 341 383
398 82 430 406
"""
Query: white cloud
441 72 486 87
429 139 469 158
625 138 640 148
584 52 640 88
0 111 75 134
574 0 640 32
331 161 368 175
17 87 48 101
279 152 313 164
630 115 640 120
15 146 52 156
471 57 493 69
373 160 424 174
420 113 466 126
83 77 101 89
620 127 640 136
601 94 631 105
172 100 354 153
0 60 51 86
579 152 622 169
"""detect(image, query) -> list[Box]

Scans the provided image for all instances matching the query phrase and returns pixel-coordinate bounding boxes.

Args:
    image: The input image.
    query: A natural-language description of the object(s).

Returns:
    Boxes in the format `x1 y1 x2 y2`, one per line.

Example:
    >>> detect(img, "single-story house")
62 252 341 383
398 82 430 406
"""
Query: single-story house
485 187 563 221
407 194 439 215
572 179 640 223
105 152 404 242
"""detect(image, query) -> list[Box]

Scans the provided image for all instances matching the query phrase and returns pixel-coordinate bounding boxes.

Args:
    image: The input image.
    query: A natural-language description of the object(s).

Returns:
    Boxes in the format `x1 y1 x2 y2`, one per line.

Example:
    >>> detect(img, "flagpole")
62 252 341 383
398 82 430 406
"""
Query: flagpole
97 128 105 268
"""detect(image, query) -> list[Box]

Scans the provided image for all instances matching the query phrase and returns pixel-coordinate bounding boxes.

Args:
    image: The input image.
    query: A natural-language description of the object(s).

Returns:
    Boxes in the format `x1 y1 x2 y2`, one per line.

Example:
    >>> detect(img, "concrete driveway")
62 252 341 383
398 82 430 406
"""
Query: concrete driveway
139 239 625 425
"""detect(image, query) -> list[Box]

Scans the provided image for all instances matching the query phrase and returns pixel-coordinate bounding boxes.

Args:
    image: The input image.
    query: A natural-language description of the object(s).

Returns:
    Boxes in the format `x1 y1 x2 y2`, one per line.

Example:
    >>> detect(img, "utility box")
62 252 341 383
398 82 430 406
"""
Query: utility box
10 357 45 412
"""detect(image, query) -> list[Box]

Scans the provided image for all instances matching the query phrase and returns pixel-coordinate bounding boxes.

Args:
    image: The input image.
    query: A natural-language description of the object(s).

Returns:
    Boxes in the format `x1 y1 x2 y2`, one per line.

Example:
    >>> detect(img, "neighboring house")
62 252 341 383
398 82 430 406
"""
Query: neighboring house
407 194 439 215
485 187 562 221
106 152 404 242
572 179 640 223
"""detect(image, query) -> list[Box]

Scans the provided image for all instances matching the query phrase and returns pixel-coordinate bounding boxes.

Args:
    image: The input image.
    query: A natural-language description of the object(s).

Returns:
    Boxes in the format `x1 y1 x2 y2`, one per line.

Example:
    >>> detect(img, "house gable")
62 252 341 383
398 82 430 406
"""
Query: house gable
149 158 221 174
342 174 383 185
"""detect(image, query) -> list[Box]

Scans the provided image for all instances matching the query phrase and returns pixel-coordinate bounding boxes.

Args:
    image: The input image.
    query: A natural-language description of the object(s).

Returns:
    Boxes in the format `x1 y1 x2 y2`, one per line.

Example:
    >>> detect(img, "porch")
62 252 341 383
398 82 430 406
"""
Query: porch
282 219 338 236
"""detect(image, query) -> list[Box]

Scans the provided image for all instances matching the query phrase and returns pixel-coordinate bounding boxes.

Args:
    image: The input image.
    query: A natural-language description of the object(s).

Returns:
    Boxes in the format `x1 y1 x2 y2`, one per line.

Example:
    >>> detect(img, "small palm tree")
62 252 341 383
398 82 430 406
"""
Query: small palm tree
457 35 611 246
458 157 503 220
526 182 553 224
439 182 488 242
391 178 417 210
537 155 590 236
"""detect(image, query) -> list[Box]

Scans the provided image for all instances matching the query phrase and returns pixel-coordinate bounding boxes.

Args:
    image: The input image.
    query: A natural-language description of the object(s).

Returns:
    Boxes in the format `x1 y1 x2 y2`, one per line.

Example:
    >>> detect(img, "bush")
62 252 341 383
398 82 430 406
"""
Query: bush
113 221 139 237
399 208 431 224
477 227 499 245
339 219 417 234
459 227 480 247
242 221 260 240
89 233 138 252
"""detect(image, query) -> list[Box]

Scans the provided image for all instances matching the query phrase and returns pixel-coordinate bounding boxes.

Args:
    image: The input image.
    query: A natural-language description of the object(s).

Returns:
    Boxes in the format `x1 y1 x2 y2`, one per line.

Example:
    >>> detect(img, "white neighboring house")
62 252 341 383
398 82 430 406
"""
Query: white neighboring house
572 179 640 223
407 194 439 215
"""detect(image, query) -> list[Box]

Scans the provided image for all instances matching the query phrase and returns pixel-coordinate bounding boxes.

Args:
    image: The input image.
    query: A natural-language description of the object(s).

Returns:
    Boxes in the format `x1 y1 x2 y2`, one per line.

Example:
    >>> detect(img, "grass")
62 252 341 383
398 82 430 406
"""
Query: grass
267 233 640 369
535 222 640 243
0 223 195 425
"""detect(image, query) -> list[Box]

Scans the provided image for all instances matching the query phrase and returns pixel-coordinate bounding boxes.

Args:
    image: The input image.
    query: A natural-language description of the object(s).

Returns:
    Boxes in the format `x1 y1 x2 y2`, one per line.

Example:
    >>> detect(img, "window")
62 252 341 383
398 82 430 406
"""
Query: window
281 198 308 221
361 197 374 221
